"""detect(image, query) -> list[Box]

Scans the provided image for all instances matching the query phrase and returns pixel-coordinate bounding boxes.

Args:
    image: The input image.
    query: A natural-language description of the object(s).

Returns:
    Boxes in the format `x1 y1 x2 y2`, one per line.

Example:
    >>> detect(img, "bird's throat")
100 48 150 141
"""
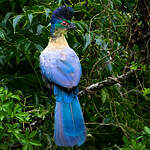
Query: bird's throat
48 34 69 50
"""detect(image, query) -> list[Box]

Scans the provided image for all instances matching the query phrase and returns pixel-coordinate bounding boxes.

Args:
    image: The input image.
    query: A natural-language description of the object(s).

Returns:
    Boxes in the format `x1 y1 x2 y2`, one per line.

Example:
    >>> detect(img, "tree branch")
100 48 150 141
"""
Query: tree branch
78 70 134 96
22 70 134 133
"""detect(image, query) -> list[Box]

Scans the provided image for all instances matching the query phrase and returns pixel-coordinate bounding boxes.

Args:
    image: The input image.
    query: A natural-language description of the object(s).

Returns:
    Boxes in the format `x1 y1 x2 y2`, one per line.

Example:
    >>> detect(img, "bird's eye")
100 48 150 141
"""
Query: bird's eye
61 21 68 26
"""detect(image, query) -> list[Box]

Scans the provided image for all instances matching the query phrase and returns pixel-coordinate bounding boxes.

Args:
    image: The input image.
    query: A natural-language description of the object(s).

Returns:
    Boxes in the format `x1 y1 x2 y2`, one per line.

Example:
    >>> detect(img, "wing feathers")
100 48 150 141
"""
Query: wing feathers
40 48 81 88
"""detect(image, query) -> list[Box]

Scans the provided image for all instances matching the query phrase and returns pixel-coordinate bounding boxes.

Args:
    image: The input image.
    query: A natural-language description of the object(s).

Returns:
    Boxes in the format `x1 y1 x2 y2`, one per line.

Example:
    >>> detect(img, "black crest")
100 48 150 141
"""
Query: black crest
52 5 74 21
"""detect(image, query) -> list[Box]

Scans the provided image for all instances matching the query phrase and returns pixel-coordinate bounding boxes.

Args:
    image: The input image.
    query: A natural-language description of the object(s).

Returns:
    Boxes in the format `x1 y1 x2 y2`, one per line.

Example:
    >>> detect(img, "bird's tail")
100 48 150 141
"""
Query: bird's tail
54 85 86 146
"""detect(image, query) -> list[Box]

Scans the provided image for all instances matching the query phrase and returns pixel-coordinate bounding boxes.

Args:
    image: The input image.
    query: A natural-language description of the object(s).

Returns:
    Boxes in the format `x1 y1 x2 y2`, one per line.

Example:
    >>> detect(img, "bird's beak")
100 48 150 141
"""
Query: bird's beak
68 23 77 30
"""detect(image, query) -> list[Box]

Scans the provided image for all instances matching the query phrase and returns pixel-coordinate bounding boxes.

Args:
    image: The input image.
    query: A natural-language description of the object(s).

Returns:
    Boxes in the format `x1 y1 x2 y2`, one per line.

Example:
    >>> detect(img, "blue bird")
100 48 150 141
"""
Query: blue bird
39 6 86 146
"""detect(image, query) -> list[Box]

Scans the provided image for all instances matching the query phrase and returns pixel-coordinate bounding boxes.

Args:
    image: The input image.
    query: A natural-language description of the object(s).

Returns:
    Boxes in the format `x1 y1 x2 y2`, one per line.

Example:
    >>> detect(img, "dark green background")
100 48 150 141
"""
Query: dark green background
0 0 150 149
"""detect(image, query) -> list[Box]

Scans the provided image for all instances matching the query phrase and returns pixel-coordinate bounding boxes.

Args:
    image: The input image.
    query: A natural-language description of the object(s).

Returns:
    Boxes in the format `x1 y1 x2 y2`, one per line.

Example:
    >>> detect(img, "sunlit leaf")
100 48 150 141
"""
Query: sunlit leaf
30 140 41 146
144 126 150 135
13 15 23 33
45 8 51 19
11 95 21 100
101 89 106 104
36 24 44 35
28 13 33 25
83 33 90 50
34 43 43 52
0 112 4 121
0 29 5 40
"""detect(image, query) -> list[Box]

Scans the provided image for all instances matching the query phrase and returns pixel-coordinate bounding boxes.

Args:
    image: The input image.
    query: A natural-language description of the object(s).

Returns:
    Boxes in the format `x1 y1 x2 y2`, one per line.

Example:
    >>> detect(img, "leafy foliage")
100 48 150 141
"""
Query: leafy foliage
0 87 42 149
0 0 150 149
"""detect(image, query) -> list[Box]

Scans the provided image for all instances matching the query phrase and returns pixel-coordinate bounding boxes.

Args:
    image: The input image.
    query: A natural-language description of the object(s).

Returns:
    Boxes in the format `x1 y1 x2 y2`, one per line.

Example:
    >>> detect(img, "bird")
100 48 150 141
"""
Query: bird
39 5 86 147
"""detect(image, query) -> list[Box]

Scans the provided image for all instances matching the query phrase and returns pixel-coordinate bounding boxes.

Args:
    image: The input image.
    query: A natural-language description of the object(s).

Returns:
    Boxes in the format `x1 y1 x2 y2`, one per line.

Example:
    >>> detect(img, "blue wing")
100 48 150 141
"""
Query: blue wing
40 48 82 88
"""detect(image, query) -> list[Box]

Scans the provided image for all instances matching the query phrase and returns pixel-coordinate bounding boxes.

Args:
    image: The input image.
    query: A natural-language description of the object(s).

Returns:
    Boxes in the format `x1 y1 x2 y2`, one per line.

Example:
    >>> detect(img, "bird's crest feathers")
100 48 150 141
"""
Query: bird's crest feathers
51 5 74 24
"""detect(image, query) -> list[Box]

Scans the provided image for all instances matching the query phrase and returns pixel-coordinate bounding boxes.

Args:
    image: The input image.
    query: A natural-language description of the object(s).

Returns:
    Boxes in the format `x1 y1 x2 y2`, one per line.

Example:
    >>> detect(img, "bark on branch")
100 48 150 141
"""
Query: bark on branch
78 70 134 96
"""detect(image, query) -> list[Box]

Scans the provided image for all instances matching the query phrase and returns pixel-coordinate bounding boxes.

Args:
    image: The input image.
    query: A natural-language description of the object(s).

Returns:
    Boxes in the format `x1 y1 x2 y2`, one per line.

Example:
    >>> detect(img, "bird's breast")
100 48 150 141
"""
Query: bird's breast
40 47 82 88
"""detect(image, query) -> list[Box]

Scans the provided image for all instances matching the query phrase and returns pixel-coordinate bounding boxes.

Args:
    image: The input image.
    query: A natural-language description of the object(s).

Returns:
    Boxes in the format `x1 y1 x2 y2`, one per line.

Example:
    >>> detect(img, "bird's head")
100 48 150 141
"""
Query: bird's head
50 5 76 36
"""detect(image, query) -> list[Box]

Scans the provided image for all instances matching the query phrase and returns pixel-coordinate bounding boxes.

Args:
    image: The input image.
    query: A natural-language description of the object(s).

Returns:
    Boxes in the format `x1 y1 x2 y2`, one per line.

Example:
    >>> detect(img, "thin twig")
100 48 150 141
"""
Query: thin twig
89 47 122 77
79 70 134 96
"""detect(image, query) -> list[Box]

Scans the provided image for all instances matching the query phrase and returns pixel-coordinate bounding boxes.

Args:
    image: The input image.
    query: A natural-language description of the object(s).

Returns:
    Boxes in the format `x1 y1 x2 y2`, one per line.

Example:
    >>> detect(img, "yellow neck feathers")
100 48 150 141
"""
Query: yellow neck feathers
47 34 69 50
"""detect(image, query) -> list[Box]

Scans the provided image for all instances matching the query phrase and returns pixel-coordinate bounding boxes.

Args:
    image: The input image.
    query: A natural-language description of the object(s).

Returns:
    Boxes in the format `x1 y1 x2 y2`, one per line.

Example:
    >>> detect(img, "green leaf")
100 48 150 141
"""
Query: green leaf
28 13 33 25
13 123 19 128
13 15 23 33
34 44 43 52
131 139 136 147
28 144 33 150
76 22 84 31
0 29 5 40
25 128 30 136
36 25 44 35
35 94 39 105
0 112 4 121
16 112 30 117
142 88 150 96
96 37 103 46
0 144 8 150
24 41 31 51
30 140 41 146
113 0 122 5
0 123 4 129
47 22 51 27
2 12 12 25
4 89 8 95
29 130 37 138
45 134 51 146
2 102 11 112
11 95 21 100
0 87 4 93
22 144 28 150
14 132 23 141
101 89 106 104
83 33 91 50
6 123 12 129
58 0 62 5
130 62 138 70
45 8 51 19
144 126 150 135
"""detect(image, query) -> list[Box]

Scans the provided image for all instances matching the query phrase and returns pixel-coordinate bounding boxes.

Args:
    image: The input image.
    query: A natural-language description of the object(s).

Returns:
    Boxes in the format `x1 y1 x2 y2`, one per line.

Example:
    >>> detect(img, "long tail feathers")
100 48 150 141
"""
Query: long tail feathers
54 85 86 146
